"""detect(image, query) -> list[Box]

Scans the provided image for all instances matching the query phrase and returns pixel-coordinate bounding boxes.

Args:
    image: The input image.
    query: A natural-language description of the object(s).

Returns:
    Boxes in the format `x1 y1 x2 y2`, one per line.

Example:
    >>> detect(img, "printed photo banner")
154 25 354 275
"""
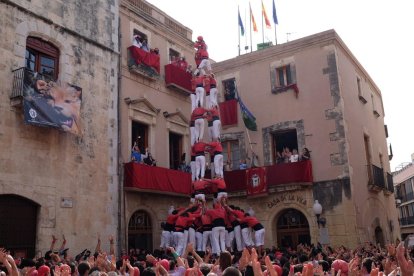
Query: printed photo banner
23 70 82 136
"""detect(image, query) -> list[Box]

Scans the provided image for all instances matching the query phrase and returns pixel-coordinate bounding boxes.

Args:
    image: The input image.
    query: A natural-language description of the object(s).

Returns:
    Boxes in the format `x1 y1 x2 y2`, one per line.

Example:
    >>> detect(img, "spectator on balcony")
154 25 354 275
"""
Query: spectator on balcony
132 32 143 48
282 147 291 163
289 149 299 163
131 143 147 163
239 160 247 170
150 47 159 55
186 64 193 74
143 149 156 166
275 151 284 164
301 147 311 161
178 56 188 71
141 39 150 52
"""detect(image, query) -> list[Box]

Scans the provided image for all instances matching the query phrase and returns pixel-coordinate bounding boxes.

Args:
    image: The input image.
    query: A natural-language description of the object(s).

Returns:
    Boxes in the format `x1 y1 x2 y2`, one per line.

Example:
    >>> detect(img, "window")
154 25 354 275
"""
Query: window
222 78 237 101
25 36 59 80
357 77 367 104
271 63 297 94
371 94 380 117
128 210 152 252
276 65 293 87
272 130 298 164
222 140 240 170
364 135 372 183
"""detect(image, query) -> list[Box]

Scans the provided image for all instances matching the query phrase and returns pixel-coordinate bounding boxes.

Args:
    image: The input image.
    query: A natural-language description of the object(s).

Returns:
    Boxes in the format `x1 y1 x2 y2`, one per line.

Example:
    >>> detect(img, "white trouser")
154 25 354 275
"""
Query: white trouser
194 118 205 142
160 230 171 249
188 228 196 247
190 126 196 145
225 230 235 250
208 125 214 142
241 227 253 247
254 228 265 246
191 94 197 112
196 231 203 251
202 230 212 252
233 225 243 251
195 155 206 179
214 154 224 178
190 161 196 181
195 87 204 107
198 59 211 75
211 226 226 255
212 120 221 141
173 231 185 256
206 94 211 109
210 87 218 107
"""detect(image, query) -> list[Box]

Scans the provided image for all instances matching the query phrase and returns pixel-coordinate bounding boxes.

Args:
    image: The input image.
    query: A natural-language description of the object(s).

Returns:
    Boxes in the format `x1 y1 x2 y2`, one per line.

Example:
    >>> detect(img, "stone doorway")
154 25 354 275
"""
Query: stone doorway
276 208 310 248
128 210 153 252
0 194 38 258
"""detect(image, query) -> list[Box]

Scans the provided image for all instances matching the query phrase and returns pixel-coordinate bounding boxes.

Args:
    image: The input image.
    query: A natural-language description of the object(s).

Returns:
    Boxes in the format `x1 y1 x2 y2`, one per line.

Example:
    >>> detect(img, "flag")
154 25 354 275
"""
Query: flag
272 0 278 25
262 1 271 28
237 92 257 131
250 3 258 32
238 6 245 36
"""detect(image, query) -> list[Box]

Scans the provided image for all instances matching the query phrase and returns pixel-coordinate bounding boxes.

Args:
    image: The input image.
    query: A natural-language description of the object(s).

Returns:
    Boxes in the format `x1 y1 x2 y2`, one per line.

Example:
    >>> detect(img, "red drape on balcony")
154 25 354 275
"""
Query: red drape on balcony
219 99 238 126
128 46 160 73
266 160 313 186
124 162 191 195
224 169 248 192
164 64 192 94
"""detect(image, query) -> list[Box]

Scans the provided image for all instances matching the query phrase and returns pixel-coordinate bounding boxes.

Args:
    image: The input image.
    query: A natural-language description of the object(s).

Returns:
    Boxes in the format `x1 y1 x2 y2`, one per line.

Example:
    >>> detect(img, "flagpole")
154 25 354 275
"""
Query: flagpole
249 2 252 53
261 2 264 45
274 24 277 45
238 6 241 56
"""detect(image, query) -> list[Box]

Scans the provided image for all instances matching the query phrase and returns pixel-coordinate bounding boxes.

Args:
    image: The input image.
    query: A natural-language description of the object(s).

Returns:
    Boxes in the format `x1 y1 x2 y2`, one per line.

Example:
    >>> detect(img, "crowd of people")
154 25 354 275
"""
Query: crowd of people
2 234 414 276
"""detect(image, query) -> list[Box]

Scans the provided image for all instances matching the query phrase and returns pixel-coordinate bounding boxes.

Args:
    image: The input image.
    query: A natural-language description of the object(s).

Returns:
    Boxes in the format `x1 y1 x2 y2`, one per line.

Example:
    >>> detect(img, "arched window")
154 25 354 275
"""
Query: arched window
25 36 59 80
128 210 153 252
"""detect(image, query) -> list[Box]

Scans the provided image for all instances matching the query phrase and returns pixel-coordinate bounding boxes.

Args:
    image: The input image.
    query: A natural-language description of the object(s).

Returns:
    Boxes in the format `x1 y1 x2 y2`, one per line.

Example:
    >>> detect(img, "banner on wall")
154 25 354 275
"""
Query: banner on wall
247 167 267 197
22 70 82 135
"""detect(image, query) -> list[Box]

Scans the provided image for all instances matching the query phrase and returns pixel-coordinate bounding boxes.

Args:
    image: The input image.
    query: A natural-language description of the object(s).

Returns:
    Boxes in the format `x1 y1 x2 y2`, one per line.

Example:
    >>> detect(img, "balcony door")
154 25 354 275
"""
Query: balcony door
169 132 182 170
276 208 310 248
272 129 298 163
131 121 148 153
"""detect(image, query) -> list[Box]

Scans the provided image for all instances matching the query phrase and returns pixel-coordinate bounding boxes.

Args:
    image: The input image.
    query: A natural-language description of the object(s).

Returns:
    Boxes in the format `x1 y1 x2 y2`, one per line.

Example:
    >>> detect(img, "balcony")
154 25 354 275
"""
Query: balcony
127 46 160 80
401 192 414 204
384 172 394 196
368 164 385 192
400 216 414 227
164 64 192 95
124 160 313 197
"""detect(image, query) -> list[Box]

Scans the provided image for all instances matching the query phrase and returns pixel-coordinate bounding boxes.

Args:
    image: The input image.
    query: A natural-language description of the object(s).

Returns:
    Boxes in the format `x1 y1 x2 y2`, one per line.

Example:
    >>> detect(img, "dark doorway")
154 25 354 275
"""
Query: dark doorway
375 226 385 247
128 210 153 252
169 132 182 170
276 208 310 248
0 194 39 258
131 121 148 153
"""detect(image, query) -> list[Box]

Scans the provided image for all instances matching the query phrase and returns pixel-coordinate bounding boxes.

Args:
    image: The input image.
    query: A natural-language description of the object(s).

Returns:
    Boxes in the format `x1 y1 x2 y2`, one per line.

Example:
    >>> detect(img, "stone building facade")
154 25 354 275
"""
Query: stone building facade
0 0 119 257
212 30 400 248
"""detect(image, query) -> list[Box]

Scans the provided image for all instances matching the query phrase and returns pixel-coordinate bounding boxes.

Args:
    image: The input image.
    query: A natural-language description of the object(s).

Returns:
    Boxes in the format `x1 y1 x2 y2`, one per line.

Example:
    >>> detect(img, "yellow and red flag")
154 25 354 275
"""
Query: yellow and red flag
250 2 258 32
262 0 271 28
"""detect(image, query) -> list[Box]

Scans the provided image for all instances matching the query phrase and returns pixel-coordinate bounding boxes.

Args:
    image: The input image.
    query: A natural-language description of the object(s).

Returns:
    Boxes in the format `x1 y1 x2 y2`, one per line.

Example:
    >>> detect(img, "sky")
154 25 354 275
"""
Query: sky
146 0 414 171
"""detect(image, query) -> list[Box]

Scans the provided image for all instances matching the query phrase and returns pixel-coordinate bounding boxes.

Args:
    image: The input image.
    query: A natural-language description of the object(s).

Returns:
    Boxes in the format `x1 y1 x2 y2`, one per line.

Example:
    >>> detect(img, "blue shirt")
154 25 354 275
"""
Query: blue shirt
131 150 142 162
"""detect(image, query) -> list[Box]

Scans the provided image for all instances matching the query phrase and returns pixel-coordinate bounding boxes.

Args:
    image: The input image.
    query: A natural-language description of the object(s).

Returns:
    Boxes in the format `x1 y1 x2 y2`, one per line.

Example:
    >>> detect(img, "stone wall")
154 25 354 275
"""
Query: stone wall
0 0 119 255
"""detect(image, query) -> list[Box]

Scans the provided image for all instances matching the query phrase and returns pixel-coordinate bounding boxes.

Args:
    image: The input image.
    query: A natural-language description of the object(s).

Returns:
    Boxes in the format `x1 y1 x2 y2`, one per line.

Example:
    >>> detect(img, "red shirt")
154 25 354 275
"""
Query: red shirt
203 76 211 93
166 213 180 225
207 178 226 190
192 142 208 155
207 107 220 122
175 215 195 229
209 141 223 153
205 206 226 221
210 77 217 88
193 179 209 191
195 75 204 86
191 107 206 121
241 216 260 228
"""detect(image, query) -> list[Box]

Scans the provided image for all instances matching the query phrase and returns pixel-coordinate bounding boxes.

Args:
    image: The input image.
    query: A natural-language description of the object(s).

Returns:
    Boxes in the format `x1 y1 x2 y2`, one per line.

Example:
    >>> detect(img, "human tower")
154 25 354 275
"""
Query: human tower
159 36 266 258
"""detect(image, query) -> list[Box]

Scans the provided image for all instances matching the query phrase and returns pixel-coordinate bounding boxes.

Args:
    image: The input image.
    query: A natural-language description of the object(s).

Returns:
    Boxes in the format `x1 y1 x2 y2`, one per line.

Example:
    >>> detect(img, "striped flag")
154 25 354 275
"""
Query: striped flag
238 6 245 36
272 0 278 25
262 0 271 28
250 3 258 32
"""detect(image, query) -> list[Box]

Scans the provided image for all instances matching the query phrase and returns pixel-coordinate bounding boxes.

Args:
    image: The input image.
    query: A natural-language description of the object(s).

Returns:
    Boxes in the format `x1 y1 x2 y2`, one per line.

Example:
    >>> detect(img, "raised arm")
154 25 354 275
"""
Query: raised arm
109 235 115 256
95 233 101 254
59 234 67 251
50 235 58 251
